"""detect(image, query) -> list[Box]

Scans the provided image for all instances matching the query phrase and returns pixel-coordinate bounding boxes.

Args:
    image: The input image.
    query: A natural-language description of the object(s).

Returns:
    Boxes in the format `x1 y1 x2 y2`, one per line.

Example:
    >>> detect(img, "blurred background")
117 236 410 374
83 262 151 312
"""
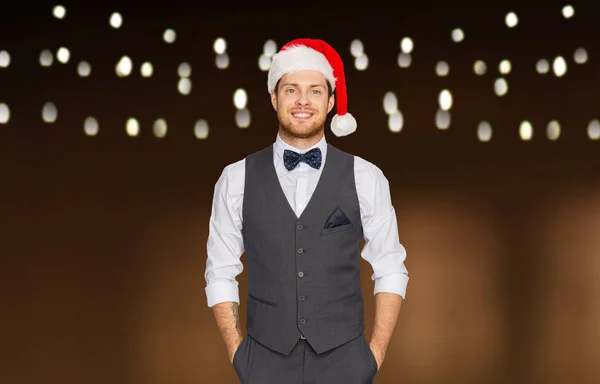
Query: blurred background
1 1 599 383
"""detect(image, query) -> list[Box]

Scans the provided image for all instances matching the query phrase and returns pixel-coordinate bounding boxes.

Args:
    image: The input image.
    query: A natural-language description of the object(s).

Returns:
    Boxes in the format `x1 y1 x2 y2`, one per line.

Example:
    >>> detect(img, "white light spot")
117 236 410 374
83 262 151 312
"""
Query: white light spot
234 88 248 110
451 28 464 42
77 61 91 77
474 60 487 75
562 5 575 19
439 89 453 111
53 5 66 19
506 12 518 28
153 118 167 138
40 49 53 67
350 39 364 57
397 52 411 68
0 103 10 124
236 108 251 128
400 37 414 53
141 62 153 77
116 56 132 77
178 62 191 78
216 53 229 69
126 118 139 136
574 47 588 64
258 54 271 71
553 56 567 77
178 78 192 95
84 117 99 136
194 119 209 139
388 110 404 133
546 120 561 140
110 12 123 29
536 59 550 74
264 39 277 57
494 78 508 96
213 38 227 55
383 92 398 115
435 109 451 130
0 50 9 68
42 102 58 123
588 119 600 140
355 54 368 70
519 121 533 141
436 61 450 76
57 47 70 64
163 29 176 44
477 121 492 142
499 59 512 74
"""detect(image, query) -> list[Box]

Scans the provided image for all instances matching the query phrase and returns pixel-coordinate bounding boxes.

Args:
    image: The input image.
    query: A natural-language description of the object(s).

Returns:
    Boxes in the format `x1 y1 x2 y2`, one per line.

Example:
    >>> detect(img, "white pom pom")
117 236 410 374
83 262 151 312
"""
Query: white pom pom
330 113 357 137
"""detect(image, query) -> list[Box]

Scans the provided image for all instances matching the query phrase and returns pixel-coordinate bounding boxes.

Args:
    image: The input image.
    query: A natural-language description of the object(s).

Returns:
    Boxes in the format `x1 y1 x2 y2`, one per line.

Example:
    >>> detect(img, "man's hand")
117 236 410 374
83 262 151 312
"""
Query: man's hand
369 343 385 371
229 337 244 365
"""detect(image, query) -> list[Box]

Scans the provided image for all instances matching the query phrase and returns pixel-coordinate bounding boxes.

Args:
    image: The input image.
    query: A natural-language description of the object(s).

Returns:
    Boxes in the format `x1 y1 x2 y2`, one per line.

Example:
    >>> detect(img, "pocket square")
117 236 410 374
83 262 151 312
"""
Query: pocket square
324 208 351 229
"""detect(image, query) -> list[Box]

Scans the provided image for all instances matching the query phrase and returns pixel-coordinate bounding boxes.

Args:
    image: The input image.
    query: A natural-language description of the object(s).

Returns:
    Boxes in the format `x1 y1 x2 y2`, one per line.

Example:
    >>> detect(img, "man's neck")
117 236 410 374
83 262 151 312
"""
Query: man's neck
278 129 324 150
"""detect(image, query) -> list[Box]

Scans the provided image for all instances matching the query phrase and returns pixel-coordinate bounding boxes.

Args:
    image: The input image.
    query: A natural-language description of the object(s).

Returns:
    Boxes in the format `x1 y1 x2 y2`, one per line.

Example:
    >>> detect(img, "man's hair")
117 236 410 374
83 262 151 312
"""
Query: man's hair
274 78 333 97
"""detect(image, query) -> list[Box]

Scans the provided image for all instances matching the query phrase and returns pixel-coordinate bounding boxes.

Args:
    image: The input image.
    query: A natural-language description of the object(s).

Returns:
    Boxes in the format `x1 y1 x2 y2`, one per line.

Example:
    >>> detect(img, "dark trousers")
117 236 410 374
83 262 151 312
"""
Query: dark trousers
232 332 378 384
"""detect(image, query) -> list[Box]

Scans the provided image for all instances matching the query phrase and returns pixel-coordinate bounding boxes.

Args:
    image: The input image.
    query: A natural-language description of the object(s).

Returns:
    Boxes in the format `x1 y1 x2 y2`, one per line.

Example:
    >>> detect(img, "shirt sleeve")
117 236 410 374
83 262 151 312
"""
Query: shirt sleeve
355 156 409 299
204 160 246 307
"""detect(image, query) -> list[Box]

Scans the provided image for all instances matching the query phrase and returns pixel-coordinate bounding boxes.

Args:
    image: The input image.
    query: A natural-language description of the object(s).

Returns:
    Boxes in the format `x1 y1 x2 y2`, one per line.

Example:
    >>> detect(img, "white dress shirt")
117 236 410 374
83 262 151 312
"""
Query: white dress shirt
204 133 409 308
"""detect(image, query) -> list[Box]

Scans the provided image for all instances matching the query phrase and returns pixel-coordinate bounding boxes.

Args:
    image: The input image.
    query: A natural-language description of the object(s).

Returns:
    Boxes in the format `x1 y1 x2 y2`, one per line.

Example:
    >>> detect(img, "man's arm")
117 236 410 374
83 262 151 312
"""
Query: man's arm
355 158 409 371
212 301 244 364
369 292 403 370
204 160 247 364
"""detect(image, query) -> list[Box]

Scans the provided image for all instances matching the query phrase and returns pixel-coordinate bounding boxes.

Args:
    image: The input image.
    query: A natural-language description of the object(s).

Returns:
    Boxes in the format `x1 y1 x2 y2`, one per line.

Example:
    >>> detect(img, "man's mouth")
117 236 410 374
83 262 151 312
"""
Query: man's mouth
291 112 313 120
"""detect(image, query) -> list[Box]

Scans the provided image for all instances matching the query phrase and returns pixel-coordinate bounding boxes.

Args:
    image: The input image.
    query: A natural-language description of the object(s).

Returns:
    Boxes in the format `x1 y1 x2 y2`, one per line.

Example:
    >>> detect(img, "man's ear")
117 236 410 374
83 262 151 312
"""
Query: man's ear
270 91 278 111
327 93 335 114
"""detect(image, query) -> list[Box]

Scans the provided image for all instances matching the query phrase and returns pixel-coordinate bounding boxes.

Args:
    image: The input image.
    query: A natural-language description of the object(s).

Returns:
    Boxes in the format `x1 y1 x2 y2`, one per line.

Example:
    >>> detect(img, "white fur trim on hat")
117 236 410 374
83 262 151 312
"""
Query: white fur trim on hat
267 45 337 93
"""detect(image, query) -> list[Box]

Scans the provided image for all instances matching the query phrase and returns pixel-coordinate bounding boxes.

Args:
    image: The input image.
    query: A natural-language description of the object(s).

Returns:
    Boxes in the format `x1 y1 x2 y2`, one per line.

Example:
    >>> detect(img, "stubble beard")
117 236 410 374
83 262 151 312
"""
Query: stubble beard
278 109 326 140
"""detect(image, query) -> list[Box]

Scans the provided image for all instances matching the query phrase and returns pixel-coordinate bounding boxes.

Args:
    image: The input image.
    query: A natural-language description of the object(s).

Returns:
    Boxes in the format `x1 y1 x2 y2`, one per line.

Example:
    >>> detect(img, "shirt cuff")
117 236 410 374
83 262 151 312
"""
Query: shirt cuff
374 273 409 299
205 280 240 307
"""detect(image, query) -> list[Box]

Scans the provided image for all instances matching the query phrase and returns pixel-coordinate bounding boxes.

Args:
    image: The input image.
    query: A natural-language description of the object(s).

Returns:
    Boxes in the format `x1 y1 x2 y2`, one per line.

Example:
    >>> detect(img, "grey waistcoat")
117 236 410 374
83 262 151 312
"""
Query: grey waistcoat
242 143 365 356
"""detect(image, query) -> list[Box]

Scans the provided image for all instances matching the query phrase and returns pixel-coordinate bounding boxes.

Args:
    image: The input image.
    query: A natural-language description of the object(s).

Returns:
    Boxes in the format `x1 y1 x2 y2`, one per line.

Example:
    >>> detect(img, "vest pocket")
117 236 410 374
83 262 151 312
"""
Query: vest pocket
321 222 354 236
249 293 278 307
326 291 359 304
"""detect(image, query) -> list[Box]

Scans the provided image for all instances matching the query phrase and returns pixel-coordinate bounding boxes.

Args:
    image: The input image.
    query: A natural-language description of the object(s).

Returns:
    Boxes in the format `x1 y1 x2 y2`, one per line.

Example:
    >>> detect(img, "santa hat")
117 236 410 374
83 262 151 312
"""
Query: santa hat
267 38 357 137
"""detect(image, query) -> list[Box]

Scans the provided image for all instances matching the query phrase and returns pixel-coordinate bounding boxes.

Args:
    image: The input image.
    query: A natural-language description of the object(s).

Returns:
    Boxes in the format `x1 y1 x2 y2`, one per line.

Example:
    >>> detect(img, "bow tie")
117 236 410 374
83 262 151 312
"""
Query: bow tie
283 148 322 171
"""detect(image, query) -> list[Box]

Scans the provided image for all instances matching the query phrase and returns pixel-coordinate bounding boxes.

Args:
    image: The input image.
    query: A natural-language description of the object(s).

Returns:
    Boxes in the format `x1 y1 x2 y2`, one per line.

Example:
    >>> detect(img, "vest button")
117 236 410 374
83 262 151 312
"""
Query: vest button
299 318 306 324
299 295 306 301
297 248 304 254
298 271 304 278
297 224 303 230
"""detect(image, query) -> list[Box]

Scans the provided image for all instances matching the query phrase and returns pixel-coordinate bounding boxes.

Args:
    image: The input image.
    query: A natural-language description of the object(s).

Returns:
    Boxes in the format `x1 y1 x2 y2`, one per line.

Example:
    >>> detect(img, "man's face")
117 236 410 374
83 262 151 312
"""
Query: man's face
271 70 335 139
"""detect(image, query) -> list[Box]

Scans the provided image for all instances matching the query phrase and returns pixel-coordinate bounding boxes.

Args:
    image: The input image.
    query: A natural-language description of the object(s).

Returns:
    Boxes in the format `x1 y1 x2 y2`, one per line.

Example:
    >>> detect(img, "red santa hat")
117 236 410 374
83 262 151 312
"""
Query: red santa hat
267 38 357 137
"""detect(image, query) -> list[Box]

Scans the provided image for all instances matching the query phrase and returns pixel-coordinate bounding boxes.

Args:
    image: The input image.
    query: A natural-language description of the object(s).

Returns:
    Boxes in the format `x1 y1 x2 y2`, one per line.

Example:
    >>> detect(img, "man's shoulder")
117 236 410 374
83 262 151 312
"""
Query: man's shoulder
223 158 246 173
220 143 272 179
350 152 387 184
221 157 246 179
329 145 379 169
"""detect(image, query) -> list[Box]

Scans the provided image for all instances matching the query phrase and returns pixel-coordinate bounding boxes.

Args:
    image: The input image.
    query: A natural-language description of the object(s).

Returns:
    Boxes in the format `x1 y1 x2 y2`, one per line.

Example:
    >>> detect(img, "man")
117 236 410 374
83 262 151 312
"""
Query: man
204 38 409 384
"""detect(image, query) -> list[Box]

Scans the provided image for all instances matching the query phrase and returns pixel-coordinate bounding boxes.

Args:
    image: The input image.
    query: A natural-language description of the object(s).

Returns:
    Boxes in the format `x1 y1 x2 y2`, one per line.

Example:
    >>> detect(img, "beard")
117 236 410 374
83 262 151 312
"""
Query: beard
277 109 327 139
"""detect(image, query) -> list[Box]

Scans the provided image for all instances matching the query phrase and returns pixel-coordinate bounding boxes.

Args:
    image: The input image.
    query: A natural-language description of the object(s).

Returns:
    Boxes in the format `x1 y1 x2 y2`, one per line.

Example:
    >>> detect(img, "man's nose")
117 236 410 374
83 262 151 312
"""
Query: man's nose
296 92 310 106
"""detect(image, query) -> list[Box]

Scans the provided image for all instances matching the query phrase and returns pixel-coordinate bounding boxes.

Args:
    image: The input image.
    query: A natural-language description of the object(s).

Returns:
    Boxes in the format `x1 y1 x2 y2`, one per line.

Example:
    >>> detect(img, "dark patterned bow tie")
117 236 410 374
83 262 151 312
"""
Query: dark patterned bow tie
283 148 322 171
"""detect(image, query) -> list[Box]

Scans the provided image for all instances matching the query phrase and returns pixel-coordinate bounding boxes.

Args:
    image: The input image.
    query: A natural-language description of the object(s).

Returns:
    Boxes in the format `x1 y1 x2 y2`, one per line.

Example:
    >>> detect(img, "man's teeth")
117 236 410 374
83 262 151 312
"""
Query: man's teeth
293 113 311 118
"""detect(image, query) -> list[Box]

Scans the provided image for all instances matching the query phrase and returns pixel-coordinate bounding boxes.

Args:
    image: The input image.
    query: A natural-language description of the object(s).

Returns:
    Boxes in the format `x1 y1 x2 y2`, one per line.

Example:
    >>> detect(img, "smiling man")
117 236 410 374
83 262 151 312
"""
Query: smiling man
205 38 409 384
